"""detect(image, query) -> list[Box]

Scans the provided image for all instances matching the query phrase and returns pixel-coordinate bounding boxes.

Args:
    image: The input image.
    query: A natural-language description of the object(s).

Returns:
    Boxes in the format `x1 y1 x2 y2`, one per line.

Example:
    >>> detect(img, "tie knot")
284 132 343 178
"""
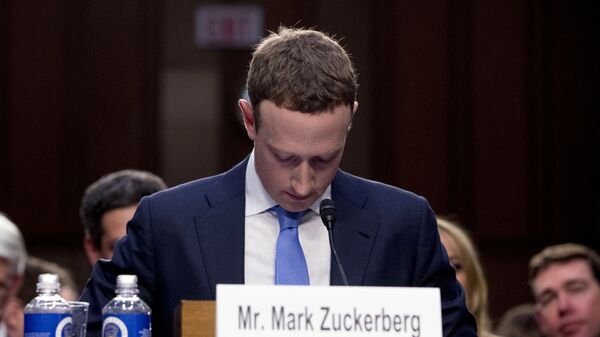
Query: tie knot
275 206 305 230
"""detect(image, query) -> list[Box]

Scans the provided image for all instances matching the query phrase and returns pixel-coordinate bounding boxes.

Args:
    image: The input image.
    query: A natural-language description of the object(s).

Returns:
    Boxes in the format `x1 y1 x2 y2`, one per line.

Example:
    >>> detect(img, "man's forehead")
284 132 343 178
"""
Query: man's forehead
258 99 353 113
534 259 595 291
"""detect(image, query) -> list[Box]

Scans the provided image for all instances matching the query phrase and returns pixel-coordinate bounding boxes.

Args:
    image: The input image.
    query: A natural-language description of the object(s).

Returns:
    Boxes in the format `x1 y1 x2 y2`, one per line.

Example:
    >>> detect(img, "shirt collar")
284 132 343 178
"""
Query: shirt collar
245 149 332 216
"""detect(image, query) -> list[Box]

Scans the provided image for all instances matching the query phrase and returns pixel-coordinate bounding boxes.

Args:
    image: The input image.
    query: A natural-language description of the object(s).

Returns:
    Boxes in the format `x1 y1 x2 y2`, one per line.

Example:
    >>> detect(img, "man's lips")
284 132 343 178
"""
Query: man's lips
559 321 583 336
286 192 311 201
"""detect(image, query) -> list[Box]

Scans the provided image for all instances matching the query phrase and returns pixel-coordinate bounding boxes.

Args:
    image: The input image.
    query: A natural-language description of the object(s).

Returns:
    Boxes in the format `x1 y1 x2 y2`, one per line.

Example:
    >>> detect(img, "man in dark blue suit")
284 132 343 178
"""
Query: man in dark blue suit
81 27 476 336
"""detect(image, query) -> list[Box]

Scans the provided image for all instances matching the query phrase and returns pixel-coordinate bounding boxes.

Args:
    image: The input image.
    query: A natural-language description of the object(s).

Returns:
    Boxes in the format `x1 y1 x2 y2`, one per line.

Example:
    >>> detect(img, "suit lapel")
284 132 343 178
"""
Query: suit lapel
330 171 378 285
193 159 247 297
191 162 378 290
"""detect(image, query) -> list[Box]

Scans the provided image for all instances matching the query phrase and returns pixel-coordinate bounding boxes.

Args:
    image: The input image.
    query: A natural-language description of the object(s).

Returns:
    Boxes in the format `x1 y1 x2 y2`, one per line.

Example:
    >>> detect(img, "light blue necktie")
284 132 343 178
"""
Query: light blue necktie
274 206 309 285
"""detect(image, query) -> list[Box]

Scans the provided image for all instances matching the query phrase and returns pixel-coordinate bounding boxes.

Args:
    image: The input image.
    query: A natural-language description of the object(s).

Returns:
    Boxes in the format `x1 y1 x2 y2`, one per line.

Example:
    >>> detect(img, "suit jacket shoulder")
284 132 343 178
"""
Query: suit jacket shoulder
331 170 477 336
80 159 249 337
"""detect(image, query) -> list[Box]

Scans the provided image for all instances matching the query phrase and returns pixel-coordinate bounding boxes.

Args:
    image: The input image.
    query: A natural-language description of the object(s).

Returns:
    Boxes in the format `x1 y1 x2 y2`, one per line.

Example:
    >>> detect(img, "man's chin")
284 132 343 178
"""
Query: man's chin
279 194 316 212
558 321 585 337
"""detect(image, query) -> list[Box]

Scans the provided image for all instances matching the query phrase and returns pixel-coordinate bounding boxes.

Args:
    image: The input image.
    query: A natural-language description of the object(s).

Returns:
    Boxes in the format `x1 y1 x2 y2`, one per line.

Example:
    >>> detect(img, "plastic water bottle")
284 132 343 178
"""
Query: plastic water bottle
24 273 73 337
102 274 152 337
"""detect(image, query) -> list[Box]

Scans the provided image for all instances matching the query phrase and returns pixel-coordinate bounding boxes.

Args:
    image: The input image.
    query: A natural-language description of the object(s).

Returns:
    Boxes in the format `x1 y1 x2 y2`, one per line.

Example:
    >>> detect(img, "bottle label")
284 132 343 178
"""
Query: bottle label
24 313 73 337
102 313 151 337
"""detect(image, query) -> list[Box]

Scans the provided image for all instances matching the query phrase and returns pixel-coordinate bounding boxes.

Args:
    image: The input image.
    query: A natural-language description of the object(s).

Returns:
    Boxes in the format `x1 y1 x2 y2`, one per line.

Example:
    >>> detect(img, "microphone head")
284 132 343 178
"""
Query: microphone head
319 199 336 230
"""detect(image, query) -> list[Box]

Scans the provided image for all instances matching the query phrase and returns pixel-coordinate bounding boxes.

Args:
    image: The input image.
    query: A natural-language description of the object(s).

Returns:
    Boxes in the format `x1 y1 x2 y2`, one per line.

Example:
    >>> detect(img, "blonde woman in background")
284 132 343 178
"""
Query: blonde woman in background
438 217 501 337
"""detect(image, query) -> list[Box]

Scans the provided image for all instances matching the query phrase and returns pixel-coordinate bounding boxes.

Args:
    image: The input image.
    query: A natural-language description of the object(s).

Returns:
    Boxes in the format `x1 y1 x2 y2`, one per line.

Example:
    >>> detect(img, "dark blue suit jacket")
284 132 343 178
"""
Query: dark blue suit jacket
80 158 476 336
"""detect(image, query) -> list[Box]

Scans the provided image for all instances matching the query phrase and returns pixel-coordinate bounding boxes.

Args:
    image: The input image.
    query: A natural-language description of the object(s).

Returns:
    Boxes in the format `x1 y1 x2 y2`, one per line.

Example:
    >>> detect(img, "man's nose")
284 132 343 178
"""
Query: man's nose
557 292 574 316
291 162 314 197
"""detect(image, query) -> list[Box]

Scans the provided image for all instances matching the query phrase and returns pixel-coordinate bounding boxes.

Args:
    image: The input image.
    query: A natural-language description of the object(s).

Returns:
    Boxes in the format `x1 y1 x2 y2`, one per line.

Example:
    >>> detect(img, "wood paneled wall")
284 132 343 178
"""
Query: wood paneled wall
0 0 162 287
1 1 161 239
371 0 599 319
1 0 597 324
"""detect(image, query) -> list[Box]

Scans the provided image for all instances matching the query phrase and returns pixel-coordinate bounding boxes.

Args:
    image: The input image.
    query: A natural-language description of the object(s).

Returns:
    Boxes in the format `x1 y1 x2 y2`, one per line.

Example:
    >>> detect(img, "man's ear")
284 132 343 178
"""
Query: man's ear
239 99 256 141
348 101 359 131
83 235 101 266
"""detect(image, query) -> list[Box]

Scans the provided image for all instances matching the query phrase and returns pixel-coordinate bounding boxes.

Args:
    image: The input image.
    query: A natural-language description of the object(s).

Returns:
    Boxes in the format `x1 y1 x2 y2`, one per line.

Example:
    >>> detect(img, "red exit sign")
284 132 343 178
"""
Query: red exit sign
194 4 264 49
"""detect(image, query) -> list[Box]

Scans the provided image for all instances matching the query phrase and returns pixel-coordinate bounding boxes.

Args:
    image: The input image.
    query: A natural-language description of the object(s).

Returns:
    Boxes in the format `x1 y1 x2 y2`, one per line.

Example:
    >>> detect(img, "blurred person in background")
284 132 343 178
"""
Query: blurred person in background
529 243 600 337
19 256 79 303
0 213 27 337
495 303 542 337
80 169 166 265
437 216 500 337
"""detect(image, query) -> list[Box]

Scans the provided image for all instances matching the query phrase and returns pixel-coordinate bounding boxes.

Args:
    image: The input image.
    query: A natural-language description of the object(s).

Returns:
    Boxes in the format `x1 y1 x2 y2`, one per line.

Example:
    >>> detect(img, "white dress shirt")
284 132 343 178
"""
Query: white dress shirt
244 150 332 285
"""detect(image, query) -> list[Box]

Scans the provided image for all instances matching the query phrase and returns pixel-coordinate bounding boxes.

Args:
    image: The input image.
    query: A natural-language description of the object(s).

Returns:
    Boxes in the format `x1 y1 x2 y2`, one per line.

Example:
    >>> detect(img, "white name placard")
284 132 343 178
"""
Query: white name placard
216 285 441 337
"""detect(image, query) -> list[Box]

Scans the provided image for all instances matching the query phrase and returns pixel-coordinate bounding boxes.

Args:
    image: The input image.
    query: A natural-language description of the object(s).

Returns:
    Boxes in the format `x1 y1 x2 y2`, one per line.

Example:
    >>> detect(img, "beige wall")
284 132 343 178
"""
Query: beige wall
161 0 224 185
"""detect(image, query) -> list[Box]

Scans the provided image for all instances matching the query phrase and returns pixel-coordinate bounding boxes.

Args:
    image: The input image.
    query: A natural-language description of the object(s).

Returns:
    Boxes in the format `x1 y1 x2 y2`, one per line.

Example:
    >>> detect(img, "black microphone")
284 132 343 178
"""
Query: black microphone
320 199 336 230
319 199 349 286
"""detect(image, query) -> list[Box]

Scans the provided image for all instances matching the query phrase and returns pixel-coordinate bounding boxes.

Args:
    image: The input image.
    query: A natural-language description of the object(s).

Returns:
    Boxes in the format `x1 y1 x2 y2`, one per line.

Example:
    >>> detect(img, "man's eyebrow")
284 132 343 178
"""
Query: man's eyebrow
266 143 287 155
564 279 588 287
314 149 342 159
267 144 343 159
534 278 590 300
535 288 556 300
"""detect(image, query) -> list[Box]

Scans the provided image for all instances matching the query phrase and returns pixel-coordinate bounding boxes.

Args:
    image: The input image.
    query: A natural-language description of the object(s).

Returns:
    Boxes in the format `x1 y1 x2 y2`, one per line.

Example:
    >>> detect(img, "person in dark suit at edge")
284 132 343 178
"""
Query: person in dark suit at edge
80 26 476 337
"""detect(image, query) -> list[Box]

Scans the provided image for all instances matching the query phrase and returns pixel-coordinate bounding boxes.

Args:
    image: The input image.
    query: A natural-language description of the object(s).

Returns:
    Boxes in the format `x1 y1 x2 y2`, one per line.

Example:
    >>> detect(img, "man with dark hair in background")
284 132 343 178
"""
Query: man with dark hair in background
529 243 600 337
81 27 476 337
80 169 167 265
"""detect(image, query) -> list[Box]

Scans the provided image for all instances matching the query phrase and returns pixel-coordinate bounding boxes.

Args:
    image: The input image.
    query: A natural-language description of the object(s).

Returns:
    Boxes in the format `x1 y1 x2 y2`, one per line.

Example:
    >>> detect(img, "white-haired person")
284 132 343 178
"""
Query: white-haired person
0 213 27 337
